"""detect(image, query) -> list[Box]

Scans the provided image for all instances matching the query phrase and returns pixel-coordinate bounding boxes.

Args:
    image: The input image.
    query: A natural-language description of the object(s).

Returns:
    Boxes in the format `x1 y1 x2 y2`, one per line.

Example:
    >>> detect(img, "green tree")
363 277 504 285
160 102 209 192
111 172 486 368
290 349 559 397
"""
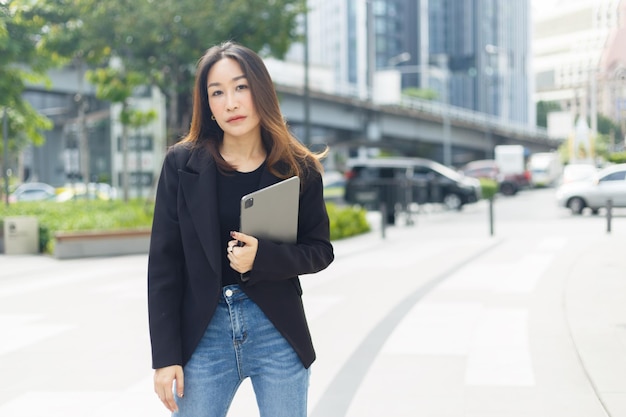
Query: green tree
595 113 623 149
31 0 127 188
45 0 304 145
87 66 152 201
536 100 561 127
0 1 55 188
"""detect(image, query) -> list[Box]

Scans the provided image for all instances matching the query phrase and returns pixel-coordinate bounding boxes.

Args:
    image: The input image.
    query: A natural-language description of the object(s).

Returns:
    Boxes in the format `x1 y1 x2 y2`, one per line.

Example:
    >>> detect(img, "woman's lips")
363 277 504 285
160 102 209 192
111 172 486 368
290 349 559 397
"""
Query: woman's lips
227 115 245 123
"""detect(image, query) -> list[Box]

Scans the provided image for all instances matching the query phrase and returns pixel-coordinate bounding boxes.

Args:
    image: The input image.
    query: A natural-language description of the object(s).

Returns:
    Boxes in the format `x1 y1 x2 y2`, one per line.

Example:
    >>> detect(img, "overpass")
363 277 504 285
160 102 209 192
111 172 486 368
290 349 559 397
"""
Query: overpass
275 84 561 167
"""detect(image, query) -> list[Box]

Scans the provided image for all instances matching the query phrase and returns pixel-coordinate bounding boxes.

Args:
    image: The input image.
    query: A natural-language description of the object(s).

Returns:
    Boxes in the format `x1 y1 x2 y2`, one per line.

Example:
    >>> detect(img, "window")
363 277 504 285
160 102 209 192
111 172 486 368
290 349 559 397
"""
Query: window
600 171 626 182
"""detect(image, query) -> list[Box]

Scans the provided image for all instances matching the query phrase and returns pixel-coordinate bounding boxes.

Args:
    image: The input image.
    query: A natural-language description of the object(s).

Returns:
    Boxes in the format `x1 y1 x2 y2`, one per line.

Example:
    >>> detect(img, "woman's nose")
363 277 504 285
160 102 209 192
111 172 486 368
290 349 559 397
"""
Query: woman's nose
225 93 239 111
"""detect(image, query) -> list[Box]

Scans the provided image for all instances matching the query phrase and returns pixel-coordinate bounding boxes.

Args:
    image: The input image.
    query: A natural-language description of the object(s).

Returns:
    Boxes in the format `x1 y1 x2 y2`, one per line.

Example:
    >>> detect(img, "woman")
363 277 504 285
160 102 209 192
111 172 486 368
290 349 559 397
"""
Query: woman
148 41 334 417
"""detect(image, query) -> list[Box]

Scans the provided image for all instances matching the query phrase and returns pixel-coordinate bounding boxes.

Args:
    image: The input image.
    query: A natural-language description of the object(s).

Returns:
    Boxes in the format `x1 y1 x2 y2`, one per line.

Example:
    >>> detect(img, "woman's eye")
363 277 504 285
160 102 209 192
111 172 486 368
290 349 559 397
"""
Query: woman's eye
210 90 222 97
236 84 248 91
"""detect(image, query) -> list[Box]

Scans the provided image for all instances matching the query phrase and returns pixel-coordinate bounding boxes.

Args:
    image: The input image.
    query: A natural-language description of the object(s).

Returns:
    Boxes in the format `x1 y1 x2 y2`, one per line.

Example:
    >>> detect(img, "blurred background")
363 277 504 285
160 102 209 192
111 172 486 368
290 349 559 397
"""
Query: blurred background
1 0 625 205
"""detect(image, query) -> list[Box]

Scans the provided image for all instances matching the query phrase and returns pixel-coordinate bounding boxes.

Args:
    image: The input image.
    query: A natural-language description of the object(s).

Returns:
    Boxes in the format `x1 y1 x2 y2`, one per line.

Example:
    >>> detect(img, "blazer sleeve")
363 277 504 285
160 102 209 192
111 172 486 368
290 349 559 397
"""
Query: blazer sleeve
248 167 334 282
147 147 185 369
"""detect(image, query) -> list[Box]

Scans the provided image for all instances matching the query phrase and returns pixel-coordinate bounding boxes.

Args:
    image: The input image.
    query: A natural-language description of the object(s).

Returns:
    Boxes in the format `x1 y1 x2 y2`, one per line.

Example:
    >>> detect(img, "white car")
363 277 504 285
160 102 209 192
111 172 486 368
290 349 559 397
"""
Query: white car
8 182 56 203
556 163 626 215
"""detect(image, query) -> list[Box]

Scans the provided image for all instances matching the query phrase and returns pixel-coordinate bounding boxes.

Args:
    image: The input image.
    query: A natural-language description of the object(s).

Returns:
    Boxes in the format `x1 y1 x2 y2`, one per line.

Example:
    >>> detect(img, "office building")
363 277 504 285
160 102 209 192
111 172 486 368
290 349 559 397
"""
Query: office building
533 0 625 128
301 0 532 124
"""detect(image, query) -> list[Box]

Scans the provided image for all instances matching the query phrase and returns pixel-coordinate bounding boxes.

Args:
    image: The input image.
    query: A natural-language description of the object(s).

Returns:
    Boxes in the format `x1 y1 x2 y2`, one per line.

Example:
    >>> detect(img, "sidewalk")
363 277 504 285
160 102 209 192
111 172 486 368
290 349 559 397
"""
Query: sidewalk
563 233 626 416
0 198 625 416
306 206 626 417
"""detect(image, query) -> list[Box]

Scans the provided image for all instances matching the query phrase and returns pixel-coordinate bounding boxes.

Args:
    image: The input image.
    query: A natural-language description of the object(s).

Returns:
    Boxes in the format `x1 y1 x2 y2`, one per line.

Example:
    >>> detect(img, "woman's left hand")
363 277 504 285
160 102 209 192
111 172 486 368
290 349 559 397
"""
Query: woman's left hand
227 231 258 274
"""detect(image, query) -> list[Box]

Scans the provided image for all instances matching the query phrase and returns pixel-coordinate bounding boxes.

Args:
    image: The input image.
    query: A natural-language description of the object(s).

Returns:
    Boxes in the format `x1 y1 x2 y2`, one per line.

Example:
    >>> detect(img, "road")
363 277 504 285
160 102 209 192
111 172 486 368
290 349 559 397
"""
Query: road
1 187 625 416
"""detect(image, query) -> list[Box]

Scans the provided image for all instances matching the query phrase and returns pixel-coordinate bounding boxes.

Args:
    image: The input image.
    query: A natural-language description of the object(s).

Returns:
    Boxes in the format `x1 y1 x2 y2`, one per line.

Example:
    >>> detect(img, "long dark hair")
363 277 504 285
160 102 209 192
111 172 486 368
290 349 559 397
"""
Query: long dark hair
181 41 326 178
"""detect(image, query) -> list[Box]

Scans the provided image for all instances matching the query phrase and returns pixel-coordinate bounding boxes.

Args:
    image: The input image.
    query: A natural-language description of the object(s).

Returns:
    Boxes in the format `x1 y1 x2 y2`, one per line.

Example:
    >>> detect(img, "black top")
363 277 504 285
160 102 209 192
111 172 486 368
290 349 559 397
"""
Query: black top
217 163 264 285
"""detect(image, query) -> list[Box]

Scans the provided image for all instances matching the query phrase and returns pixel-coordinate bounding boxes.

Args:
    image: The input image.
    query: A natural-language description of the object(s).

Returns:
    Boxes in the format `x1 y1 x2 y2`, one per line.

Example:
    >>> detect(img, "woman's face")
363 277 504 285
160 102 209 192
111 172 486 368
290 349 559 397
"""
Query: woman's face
207 58 261 142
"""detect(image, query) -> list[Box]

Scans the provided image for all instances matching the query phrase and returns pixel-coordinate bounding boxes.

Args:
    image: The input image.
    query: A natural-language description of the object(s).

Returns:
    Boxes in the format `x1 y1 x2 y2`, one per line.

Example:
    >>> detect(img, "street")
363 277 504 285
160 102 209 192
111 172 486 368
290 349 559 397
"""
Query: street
1 188 626 416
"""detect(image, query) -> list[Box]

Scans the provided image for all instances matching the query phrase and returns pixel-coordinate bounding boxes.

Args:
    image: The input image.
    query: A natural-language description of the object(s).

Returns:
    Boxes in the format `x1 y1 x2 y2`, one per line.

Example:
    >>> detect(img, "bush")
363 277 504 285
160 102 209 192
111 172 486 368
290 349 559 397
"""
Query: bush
479 178 498 200
326 203 371 240
0 199 371 253
608 151 626 164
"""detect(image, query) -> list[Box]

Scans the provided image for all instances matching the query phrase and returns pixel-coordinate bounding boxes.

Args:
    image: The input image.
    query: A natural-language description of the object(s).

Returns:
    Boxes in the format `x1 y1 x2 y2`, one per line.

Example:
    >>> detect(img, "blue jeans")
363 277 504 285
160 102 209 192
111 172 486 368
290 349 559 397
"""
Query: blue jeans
174 285 310 417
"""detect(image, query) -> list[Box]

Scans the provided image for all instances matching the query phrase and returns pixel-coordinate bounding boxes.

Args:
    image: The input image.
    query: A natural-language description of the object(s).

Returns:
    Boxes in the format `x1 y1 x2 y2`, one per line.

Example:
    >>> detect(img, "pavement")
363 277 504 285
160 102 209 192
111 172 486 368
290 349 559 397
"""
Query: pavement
1 190 626 416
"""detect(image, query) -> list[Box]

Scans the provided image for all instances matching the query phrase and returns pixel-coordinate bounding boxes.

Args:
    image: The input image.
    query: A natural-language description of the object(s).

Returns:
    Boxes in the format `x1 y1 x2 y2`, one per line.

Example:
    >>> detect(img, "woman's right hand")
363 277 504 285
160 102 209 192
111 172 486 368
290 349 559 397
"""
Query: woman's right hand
154 365 184 412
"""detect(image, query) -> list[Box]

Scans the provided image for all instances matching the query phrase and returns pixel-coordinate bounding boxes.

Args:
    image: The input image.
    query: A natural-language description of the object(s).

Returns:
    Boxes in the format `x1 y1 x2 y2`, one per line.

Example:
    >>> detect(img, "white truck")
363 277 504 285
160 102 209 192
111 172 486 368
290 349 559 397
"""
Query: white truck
494 145 531 195
528 152 563 187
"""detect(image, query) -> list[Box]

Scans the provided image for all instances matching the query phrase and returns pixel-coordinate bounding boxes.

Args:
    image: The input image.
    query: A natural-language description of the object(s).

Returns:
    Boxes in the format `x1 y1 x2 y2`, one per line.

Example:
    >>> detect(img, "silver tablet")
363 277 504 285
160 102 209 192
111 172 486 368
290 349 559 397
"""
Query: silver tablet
240 176 300 243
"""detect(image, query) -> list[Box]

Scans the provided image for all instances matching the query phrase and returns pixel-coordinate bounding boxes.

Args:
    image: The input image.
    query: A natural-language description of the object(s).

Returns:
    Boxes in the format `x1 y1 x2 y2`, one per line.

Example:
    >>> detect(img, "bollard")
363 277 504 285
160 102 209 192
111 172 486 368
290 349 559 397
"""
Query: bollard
488 197 494 236
606 199 613 234
404 179 414 226
380 202 386 239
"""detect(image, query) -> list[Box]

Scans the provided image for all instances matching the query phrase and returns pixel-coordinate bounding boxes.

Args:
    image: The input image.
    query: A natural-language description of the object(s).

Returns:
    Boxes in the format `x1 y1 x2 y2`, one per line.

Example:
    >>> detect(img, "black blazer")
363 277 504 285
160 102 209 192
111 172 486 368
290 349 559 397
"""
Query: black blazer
147 142 334 370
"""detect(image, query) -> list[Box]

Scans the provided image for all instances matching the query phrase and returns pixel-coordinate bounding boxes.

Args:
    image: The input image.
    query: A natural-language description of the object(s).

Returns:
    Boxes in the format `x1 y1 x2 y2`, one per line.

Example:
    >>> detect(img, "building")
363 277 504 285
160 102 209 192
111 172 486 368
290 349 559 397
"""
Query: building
597 0 626 142
301 0 532 124
533 0 626 135
430 0 532 124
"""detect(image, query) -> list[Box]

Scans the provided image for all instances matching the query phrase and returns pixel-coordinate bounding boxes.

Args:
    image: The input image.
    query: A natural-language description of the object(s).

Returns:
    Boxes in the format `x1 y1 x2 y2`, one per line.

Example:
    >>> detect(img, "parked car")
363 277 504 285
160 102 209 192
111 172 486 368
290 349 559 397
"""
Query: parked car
459 159 526 196
459 159 500 182
556 163 626 215
344 157 481 224
8 182 57 203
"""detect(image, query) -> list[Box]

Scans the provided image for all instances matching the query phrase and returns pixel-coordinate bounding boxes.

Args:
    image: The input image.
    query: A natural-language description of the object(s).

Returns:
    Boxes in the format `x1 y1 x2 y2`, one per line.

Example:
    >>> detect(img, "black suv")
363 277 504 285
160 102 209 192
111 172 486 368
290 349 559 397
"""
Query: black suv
344 157 482 224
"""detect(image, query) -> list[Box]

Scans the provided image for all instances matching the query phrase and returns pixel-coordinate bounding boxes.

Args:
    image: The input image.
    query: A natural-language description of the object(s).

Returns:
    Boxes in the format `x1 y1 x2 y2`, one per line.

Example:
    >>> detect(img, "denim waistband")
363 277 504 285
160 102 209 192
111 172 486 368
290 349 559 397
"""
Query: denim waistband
220 284 247 303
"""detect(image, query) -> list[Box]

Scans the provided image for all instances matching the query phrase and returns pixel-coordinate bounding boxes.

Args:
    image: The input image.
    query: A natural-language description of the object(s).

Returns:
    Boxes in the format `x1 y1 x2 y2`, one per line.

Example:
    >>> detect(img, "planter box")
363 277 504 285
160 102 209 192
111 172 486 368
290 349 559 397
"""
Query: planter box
54 229 151 259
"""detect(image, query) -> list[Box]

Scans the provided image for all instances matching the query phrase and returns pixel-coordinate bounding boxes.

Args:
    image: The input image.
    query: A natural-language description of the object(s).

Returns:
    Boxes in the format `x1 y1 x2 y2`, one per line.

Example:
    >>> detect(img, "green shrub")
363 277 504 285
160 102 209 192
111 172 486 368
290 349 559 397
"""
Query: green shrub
608 151 626 164
0 199 371 253
479 178 498 200
326 203 371 240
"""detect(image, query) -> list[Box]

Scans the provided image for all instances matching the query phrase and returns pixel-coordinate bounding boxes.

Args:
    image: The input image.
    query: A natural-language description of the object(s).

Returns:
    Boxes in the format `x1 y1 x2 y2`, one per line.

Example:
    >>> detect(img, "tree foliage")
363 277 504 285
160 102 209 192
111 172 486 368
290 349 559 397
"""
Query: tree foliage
41 0 305 143
2 0 304 197
596 112 623 141
86 66 153 201
535 100 561 128
0 1 56 155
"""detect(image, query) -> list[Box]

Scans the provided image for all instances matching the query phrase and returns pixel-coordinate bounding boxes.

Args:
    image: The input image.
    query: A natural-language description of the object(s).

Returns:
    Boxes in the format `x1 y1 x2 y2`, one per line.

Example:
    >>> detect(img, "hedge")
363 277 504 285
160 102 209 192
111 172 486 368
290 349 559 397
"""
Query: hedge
0 199 371 253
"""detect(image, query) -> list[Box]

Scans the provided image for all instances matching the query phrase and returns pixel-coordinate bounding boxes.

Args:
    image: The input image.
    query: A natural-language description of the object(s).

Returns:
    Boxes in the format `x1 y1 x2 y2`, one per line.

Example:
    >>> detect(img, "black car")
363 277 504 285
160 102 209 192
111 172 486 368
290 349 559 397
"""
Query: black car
344 157 482 224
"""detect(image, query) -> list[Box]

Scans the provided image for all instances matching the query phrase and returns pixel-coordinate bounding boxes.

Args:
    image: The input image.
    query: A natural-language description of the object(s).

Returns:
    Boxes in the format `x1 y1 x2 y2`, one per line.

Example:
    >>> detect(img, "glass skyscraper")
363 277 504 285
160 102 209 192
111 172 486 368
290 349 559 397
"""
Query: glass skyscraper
302 0 532 124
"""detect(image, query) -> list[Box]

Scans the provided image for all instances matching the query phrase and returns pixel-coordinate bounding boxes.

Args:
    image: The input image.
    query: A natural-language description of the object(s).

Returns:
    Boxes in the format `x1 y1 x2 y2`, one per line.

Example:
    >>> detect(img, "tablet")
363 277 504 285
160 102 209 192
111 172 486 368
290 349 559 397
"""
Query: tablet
240 176 300 243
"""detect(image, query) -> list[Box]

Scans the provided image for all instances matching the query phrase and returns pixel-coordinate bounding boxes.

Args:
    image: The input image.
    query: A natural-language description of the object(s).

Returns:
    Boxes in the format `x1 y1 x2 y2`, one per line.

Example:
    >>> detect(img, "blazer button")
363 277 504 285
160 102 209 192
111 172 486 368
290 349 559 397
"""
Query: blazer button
225 289 233 297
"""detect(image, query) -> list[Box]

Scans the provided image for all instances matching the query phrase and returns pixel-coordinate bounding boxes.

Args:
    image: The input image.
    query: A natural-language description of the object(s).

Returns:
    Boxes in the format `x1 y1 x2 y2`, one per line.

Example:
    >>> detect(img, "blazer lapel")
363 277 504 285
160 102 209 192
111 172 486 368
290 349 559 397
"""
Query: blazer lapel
179 146 222 278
